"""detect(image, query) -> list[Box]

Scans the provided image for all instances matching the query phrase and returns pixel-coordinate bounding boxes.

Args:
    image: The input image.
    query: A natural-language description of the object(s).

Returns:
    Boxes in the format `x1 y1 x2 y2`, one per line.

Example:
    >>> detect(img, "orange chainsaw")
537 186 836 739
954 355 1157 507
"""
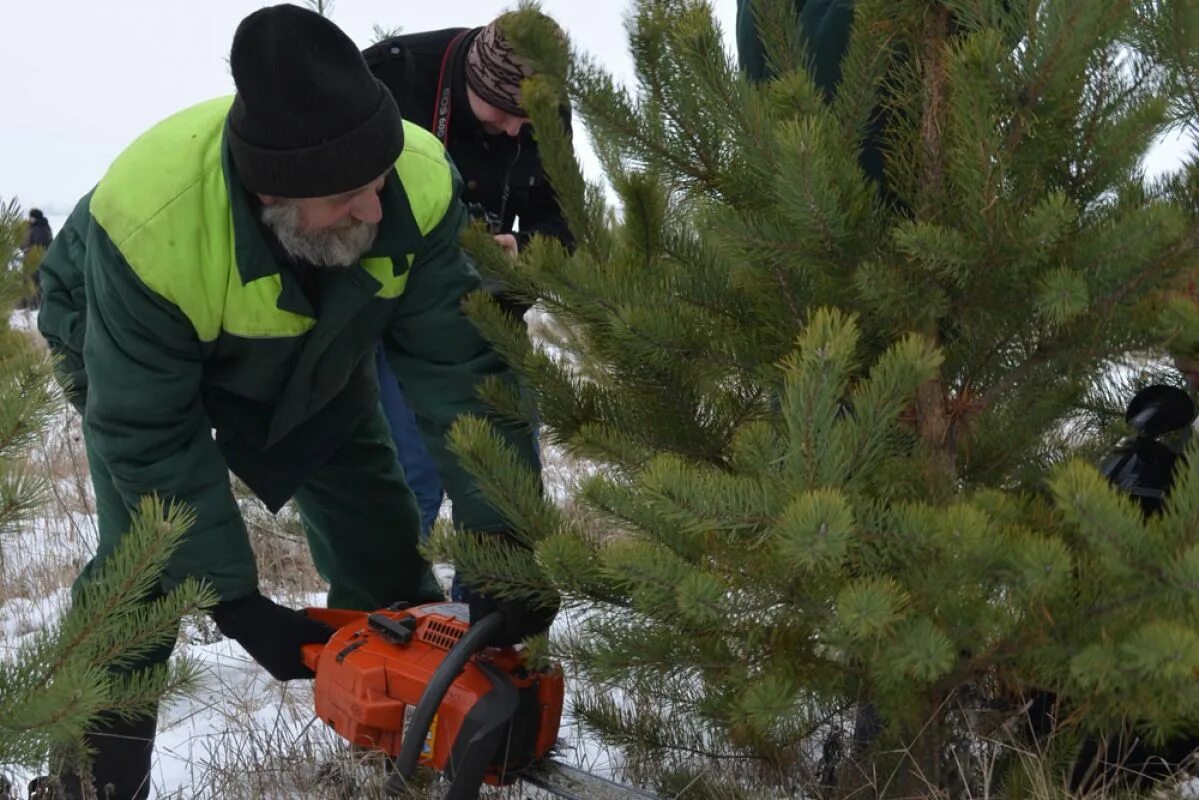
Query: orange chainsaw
302 601 566 798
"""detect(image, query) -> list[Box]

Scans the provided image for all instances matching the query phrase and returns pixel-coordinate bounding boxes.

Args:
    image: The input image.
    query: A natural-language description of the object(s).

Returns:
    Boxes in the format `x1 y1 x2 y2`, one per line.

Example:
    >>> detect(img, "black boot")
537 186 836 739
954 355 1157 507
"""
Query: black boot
28 713 158 800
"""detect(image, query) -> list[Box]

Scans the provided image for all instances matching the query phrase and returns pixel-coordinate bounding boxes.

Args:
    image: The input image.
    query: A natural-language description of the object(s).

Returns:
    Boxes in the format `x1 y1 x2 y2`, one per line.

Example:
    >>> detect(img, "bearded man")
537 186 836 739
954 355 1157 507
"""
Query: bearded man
34 6 554 799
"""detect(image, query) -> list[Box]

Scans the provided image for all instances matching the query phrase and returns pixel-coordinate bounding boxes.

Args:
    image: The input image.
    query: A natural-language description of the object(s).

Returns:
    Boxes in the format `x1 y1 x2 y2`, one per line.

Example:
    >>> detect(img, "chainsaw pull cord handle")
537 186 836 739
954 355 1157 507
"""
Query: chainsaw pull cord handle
392 610 506 780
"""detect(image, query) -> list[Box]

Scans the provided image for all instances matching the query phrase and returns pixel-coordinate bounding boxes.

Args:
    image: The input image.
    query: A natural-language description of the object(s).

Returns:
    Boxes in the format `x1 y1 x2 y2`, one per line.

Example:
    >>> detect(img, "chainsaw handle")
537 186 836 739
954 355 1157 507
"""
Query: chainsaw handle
300 608 368 676
301 642 323 674
391 611 506 786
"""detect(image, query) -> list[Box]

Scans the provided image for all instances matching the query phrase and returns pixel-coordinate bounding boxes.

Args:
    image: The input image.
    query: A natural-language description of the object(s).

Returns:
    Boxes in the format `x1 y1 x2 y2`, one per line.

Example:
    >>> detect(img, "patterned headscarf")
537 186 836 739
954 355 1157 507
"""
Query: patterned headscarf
465 16 536 117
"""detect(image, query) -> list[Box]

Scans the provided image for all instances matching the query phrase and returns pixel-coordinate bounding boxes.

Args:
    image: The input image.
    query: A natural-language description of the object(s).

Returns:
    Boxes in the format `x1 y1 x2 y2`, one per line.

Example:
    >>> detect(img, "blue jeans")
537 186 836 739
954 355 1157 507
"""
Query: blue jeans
376 346 443 538
377 347 541 599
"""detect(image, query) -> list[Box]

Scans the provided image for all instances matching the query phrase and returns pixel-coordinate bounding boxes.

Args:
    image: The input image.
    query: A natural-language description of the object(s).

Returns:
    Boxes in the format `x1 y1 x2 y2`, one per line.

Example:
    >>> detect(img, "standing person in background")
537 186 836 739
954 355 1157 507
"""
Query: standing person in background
735 0 890 192
21 208 54 251
735 0 852 86
19 208 54 308
363 11 574 540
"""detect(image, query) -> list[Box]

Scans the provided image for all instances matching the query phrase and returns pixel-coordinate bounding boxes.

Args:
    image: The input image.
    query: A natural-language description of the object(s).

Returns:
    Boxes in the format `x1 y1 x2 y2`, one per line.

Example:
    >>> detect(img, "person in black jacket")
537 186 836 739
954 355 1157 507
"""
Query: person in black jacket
362 13 572 542
22 208 54 251
19 208 54 308
365 14 573 265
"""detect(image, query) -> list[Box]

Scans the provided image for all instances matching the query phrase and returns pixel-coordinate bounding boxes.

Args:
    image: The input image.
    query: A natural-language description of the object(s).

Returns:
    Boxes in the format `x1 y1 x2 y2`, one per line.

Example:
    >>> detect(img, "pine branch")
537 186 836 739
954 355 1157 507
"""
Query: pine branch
1006 0 1088 154
979 225 1199 413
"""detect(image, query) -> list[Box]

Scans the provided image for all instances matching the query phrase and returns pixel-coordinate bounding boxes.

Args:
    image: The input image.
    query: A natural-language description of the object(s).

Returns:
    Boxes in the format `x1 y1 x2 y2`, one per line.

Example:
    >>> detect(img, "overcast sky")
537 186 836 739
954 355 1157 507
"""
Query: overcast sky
0 0 735 214
1 0 1191 216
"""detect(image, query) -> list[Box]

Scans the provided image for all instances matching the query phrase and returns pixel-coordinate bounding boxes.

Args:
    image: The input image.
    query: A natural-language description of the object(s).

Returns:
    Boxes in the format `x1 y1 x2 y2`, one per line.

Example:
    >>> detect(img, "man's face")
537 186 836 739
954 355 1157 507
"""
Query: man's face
258 173 387 267
466 87 531 137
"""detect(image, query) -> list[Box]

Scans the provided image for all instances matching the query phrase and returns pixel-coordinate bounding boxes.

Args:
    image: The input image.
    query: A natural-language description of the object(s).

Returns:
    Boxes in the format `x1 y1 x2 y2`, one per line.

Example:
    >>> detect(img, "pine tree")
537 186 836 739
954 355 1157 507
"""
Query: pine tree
430 0 1199 794
0 199 214 786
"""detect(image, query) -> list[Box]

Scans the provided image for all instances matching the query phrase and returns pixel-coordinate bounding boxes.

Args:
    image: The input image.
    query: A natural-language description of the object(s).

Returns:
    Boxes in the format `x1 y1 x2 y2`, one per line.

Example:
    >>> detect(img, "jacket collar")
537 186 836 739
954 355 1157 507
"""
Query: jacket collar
364 170 423 272
221 127 280 285
220 122 423 286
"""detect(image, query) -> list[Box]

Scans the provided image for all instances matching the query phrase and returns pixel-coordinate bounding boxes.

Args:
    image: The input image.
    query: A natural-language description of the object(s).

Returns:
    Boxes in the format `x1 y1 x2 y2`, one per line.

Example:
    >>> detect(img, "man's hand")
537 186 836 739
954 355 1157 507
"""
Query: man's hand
456 532 559 645
211 592 334 680
493 233 519 259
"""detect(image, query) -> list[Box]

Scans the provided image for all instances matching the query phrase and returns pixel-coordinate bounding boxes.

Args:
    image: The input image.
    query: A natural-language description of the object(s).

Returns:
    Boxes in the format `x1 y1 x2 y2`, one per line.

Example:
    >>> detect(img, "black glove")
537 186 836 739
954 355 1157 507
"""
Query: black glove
211 592 334 680
458 532 560 646
464 586 560 647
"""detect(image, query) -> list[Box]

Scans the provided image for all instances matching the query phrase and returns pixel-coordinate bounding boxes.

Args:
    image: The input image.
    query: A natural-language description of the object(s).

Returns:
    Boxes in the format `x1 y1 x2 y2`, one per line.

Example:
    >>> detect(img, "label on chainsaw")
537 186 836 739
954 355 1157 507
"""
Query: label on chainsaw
414 602 470 622
402 704 438 764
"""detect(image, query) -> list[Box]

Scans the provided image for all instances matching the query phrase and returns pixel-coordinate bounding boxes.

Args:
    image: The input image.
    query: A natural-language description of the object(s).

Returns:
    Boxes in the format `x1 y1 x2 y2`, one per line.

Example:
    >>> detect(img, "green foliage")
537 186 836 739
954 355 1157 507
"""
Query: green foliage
1129 0 1199 136
1 498 216 770
370 24 403 44
446 0 1199 793
0 199 214 774
0 198 58 554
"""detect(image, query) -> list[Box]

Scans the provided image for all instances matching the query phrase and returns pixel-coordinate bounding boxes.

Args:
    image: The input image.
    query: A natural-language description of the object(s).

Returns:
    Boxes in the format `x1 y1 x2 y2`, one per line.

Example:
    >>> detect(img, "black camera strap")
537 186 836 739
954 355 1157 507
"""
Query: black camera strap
433 31 471 146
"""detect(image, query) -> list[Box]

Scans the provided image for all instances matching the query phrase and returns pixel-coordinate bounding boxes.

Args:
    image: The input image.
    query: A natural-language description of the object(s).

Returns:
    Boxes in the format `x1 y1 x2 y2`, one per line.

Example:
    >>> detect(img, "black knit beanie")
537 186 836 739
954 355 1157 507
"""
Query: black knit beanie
227 4 404 198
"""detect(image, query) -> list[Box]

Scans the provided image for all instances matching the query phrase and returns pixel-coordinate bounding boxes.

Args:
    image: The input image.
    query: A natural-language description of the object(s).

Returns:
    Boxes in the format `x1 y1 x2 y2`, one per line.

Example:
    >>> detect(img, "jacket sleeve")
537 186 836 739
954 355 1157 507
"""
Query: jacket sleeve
37 198 92 411
82 218 257 601
382 172 540 533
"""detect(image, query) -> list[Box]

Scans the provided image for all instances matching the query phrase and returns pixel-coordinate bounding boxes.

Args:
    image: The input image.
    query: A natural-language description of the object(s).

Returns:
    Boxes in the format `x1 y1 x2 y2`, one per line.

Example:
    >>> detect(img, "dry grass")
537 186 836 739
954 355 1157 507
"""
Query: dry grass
233 482 329 607
0 411 91 628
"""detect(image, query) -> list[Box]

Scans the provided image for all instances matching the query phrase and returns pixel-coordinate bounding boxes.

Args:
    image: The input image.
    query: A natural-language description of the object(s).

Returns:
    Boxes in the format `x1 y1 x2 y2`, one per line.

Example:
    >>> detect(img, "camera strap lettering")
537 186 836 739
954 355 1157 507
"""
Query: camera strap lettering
433 31 471 146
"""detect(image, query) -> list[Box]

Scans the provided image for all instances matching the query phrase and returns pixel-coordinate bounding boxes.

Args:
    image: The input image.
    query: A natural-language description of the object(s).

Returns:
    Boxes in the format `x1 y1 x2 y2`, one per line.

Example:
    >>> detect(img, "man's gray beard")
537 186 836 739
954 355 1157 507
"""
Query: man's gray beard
260 201 378 268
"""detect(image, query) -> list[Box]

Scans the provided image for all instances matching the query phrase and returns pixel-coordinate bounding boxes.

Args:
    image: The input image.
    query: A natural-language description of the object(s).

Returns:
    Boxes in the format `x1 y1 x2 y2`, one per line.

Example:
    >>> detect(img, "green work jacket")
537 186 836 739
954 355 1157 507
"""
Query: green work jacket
38 96 537 599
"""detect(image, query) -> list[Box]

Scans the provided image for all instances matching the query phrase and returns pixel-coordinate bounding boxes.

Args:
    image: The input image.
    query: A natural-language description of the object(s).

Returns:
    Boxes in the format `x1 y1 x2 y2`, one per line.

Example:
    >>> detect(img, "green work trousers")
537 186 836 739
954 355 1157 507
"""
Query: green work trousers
76 405 443 673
